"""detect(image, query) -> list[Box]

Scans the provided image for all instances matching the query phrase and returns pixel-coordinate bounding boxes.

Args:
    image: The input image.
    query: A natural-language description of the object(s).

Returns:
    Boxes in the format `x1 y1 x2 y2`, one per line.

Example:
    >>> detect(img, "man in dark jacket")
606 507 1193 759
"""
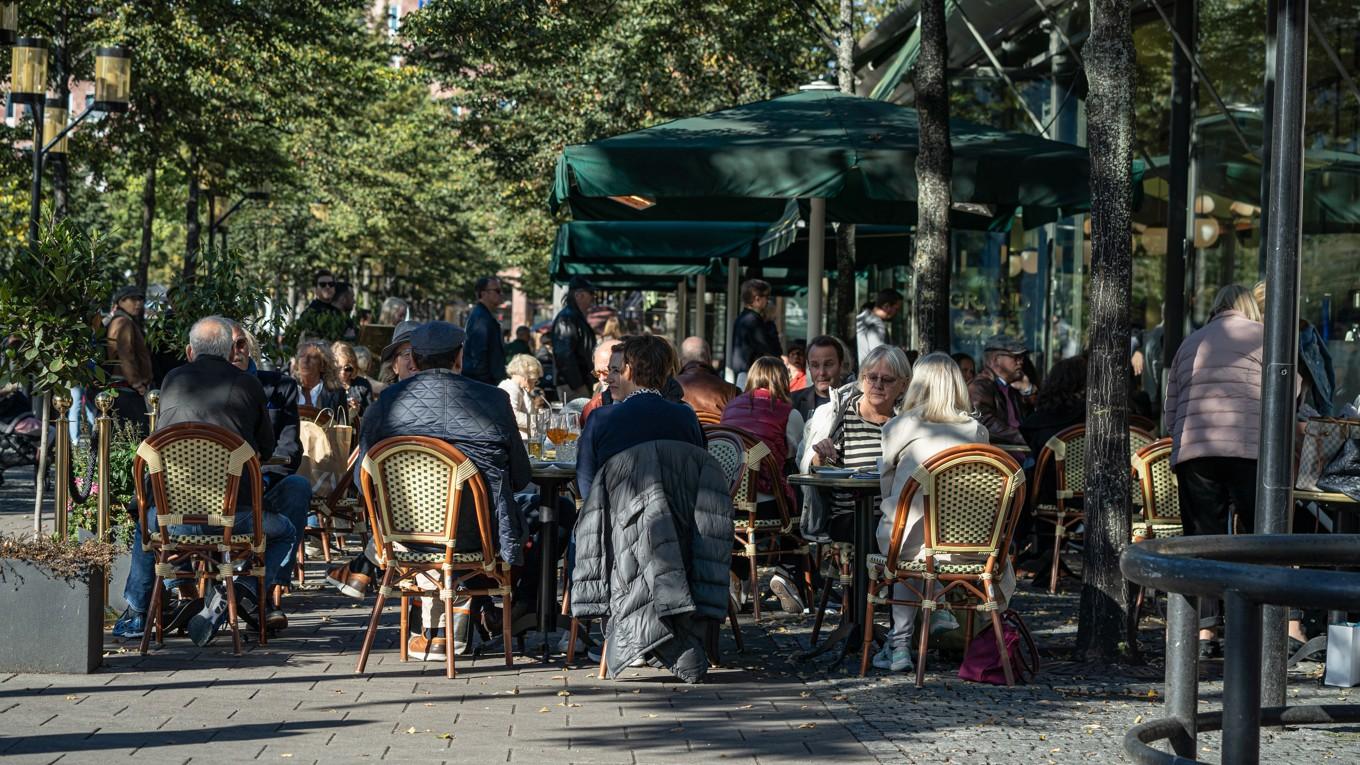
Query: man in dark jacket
968 334 1038 446
99 285 154 432
113 316 298 646
576 335 704 501
728 279 780 385
791 335 849 422
294 270 349 342
462 276 507 385
675 337 739 418
551 277 597 400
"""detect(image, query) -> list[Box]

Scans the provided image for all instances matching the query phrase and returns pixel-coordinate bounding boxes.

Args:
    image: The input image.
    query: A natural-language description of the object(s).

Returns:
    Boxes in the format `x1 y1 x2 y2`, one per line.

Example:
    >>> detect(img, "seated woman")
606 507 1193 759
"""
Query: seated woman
720 356 805 611
293 340 346 412
499 353 548 439
1017 355 1087 577
332 341 374 417
872 352 998 672
799 345 911 544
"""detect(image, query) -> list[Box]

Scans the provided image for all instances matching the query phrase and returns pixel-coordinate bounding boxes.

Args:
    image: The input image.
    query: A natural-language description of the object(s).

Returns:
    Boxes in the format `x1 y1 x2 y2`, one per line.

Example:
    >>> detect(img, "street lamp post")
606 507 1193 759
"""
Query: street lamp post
213 185 271 255
11 36 47 250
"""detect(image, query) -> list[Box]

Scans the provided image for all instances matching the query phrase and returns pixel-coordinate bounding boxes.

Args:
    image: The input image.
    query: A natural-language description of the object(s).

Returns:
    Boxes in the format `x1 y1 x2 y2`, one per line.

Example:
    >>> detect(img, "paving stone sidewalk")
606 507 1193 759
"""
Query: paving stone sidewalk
2 468 1358 764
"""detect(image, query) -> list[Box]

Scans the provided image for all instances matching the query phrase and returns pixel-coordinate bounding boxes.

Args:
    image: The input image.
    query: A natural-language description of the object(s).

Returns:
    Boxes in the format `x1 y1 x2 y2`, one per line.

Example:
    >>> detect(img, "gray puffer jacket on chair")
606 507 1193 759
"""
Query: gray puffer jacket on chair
570 440 733 682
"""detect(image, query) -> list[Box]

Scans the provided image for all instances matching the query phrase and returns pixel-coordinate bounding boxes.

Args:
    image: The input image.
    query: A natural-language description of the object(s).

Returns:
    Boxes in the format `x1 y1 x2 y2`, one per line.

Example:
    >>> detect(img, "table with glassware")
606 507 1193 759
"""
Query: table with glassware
788 468 884 661
527 407 579 661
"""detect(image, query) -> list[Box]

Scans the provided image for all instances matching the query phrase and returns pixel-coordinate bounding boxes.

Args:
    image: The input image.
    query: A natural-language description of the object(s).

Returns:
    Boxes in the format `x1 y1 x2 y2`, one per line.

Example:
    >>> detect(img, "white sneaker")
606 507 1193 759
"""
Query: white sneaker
871 643 914 672
769 571 806 613
556 624 592 653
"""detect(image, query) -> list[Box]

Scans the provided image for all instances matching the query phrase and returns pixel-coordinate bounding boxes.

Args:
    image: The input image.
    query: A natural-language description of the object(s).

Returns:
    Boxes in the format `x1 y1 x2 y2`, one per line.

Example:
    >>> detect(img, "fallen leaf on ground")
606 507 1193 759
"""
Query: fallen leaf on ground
642 713 658 718
437 733 453 740
405 726 417 734
508 688 520 695
832 694 848 701
736 704 754 710
798 723 816 729
557 690 571 697
799 691 811 698
280 755 293 759
65 695 78 701
538 707 550 713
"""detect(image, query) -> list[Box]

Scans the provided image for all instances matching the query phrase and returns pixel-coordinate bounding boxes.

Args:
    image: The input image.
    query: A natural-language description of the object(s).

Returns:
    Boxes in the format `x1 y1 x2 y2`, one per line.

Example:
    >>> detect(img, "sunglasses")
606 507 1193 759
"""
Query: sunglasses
341 365 354 374
593 369 611 380
317 280 336 288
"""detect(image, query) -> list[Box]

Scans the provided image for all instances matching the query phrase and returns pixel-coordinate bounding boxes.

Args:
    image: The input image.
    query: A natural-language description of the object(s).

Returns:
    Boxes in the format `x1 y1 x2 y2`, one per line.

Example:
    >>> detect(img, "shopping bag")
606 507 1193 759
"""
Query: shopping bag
1297 418 1360 491
1324 623 1360 687
296 409 354 496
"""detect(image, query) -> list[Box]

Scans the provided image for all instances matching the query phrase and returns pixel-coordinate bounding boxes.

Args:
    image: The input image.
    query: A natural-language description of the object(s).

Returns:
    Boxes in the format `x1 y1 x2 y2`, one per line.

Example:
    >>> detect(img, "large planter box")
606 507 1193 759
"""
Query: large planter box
0 559 105 673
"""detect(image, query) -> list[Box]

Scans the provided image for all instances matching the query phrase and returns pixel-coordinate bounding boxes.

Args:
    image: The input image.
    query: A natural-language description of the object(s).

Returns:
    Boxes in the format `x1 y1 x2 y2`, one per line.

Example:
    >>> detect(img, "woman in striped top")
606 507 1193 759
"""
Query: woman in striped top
799 345 912 543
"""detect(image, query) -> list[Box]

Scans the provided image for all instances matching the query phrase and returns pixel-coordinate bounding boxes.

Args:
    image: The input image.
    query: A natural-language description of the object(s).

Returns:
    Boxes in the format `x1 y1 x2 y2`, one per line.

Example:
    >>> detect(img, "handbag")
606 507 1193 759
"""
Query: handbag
296 408 354 496
958 609 1039 685
1316 437 1360 502
1297 418 1360 491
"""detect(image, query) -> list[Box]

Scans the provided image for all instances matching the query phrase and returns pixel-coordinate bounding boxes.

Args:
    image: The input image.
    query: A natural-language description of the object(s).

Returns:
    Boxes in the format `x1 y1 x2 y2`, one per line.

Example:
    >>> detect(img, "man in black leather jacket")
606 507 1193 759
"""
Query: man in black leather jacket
551 277 597 400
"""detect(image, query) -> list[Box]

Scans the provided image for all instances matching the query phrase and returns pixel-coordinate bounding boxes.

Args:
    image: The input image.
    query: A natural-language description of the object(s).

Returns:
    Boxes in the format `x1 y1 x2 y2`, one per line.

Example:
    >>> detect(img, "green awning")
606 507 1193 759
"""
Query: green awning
549 89 1091 226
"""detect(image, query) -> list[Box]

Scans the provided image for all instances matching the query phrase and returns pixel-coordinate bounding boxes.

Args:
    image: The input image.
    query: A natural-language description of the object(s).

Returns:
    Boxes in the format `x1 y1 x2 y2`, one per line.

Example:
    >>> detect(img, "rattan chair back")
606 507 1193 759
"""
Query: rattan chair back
1134 438 1180 524
888 444 1025 562
133 422 264 551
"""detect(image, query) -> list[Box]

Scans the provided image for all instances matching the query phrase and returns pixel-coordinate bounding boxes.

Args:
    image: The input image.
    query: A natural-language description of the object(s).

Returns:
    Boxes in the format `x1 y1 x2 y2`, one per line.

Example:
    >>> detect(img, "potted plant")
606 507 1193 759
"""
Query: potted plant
0 536 119 673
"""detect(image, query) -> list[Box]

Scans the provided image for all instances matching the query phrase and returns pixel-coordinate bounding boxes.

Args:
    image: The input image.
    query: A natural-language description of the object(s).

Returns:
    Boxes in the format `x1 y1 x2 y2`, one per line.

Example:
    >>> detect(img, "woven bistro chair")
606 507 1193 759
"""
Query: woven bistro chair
1031 424 1086 593
695 409 723 426
132 423 267 655
1132 438 1181 542
704 424 814 622
859 444 1026 686
1128 426 1158 510
354 436 515 679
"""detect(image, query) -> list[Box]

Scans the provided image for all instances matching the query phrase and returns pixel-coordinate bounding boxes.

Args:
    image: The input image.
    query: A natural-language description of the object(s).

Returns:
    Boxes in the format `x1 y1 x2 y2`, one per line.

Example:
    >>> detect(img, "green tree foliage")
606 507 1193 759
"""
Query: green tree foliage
402 0 826 294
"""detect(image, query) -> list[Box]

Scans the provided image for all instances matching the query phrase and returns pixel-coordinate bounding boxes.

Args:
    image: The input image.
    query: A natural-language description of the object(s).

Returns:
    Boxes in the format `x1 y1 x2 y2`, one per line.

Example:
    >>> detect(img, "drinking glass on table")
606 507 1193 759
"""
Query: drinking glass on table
556 411 580 462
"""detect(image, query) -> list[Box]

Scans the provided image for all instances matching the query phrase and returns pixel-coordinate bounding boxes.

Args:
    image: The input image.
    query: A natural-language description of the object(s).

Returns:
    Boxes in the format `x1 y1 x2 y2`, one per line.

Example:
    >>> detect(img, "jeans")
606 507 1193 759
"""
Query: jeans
264 475 312 586
1175 456 1258 627
123 506 299 613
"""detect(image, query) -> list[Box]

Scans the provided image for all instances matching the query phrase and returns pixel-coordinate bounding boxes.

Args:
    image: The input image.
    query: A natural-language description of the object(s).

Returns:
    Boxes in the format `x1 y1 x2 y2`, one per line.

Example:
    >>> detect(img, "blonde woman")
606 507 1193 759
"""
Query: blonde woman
331 341 374 415
293 340 345 410
871 352 1000 672
499 353 547 436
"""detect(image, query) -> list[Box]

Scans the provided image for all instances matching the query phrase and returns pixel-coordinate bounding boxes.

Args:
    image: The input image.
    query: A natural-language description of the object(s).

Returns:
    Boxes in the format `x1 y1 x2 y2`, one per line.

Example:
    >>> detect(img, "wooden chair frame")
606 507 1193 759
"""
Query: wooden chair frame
704 424 814 622
859 444 1026 686
1030 424 1086 593
353 436 515 679
132 423 267 656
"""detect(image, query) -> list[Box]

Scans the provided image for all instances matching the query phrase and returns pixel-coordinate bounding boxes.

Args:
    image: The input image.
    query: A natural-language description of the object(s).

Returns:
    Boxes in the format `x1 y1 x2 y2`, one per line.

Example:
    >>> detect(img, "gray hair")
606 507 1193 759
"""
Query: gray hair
679 336 711 365
188 316 237 359
858 345 911 385
380 297 409 325
506 353 543 380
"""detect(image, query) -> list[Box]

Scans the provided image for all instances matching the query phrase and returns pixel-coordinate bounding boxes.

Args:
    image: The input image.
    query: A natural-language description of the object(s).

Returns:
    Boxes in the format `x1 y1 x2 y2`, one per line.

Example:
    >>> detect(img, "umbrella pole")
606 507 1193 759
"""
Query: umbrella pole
808 198 826 338
695 274 707 346
725 257 740 382
676 279 688 343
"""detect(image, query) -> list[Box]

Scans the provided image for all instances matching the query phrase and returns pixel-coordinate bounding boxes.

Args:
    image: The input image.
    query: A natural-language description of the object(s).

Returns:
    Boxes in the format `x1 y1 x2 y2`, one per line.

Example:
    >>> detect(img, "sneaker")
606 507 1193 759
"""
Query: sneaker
112 607 146 639
556 624 593 654
769 570 806 614
729 572 752 612
325 558 373 599
408 631 448 661
188 586 231 647
161 584 204 634
871 643 914 672
929 610 960 637
303 539 324 558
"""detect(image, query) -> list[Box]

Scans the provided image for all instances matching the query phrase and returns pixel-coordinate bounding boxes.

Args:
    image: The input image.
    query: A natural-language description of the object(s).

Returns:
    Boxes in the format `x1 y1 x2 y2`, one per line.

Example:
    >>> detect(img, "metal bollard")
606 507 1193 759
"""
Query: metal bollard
52 393 72 541
146 389 160 433
94 391 115 543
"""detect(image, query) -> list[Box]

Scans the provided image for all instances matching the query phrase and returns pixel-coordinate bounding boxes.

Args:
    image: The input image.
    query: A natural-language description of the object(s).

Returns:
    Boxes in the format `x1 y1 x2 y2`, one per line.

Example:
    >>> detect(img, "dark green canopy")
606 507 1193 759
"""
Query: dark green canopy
550 89 1091 227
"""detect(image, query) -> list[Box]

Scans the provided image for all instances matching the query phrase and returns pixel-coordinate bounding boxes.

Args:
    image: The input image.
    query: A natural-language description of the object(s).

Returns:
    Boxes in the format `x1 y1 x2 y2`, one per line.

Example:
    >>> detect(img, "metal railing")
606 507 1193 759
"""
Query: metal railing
1120 535 1360 764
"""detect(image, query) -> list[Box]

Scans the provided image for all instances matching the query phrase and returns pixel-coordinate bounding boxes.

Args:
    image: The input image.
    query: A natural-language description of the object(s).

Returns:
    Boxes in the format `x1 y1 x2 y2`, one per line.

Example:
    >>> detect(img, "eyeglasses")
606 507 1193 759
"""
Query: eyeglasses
864 374 899 387
593 369 611 380
316 280 336 288
341 365 354 374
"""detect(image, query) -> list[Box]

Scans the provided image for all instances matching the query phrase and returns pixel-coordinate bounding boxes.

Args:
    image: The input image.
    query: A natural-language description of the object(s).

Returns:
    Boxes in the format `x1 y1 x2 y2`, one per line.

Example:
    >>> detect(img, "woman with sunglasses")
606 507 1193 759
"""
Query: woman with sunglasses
331 342 374 417
798 345 912 544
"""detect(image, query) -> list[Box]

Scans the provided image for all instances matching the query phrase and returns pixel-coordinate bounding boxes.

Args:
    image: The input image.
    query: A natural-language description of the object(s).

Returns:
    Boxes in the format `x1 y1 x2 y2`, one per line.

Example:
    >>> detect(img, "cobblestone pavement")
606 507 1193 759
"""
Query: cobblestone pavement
3 467 1358 764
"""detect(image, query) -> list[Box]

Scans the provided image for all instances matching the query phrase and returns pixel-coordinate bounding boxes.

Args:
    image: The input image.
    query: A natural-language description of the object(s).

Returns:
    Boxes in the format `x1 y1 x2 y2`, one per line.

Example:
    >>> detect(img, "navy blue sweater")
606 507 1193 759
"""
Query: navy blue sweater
575 392 704 500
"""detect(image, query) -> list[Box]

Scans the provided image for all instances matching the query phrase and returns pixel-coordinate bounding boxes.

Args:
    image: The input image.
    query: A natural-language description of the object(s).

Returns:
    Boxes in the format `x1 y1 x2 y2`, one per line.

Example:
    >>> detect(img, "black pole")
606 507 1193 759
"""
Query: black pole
1161 0 1196 375
1221 590 1263 765
1164 592 1199 757
1256 0 1308 711
28 100 45 252
1258 0 1277 278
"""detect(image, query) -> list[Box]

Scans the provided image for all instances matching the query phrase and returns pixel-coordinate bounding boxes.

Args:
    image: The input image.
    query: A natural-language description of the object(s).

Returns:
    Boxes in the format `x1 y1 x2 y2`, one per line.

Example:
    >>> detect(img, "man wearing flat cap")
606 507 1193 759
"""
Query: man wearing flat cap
100 285 154 430
343 321 531 660
968 334 1038 446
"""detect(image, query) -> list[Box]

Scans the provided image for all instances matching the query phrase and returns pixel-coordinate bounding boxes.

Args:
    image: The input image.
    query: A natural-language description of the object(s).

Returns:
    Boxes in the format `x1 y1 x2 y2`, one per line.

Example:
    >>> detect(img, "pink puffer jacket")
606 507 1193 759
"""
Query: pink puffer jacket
1163 310 1264 466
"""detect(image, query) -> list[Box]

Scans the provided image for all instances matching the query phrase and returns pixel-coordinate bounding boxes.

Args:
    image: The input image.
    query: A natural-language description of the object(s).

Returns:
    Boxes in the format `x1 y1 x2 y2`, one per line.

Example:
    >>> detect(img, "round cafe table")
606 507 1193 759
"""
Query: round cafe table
788 471 883 661
531 461 576 661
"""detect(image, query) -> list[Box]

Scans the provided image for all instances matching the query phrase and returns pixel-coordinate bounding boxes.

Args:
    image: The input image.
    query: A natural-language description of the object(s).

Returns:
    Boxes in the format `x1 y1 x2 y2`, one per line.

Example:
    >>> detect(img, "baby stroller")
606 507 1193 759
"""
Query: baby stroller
0 387 48 487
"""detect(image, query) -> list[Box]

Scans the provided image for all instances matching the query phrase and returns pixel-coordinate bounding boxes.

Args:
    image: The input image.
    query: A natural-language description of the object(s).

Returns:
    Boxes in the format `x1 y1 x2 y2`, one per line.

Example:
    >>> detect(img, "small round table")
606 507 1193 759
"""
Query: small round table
531 462 576 661
788 471 882 661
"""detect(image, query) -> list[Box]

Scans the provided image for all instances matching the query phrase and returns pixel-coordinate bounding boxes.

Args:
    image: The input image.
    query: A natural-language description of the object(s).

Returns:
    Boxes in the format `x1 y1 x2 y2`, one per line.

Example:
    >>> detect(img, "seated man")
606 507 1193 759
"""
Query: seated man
791 335 848 423
113 316 298 646
674 337 739 419
233 325 312 630
578 338 621 426
577 335 705 501
968 334 1038 447
345 321 531 661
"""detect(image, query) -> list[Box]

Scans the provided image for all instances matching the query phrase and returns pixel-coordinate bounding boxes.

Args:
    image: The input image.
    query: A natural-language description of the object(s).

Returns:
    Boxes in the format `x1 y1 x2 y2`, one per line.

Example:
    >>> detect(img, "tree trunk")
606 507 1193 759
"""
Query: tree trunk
183 156 201 281
1077 0 1137 662
136 162 156 291
912 0 952 352
835 0 859 346
32 392 50 533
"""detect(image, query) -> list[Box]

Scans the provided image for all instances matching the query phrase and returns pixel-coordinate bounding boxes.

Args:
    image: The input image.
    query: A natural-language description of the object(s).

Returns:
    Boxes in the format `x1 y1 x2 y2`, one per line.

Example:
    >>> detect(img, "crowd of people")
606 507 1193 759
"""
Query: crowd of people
85 266 1344 675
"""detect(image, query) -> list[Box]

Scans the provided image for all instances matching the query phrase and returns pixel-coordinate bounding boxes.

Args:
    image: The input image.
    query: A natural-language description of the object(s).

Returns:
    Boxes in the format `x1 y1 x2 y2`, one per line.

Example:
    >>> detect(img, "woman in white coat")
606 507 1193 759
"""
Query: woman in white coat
870 352 1010 672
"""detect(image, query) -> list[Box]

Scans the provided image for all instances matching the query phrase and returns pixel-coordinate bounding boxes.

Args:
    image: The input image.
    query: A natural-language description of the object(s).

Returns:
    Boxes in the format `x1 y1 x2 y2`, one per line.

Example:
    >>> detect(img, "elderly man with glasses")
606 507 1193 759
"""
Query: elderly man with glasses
463 275 507 385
